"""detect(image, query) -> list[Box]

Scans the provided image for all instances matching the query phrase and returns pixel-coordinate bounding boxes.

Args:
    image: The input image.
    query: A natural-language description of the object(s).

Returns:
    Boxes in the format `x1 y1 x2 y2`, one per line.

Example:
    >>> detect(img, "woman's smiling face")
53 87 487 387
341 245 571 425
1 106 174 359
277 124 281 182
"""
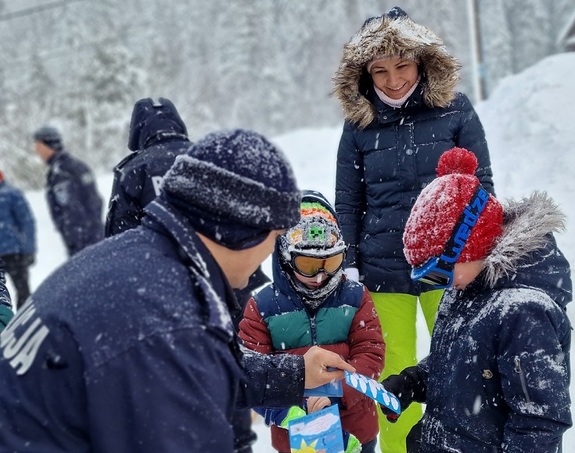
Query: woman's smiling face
369 56 419 100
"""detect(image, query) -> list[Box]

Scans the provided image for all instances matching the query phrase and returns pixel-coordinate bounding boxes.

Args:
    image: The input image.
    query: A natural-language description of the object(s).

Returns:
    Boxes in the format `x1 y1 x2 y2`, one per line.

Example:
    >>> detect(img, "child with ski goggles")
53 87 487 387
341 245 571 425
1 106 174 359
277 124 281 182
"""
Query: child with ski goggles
239 190 385 453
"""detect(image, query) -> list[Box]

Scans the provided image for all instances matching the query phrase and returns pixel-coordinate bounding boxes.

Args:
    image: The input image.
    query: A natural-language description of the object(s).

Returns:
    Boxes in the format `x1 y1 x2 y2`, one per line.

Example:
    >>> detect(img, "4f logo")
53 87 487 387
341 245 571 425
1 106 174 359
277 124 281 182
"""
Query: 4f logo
0 303 49 375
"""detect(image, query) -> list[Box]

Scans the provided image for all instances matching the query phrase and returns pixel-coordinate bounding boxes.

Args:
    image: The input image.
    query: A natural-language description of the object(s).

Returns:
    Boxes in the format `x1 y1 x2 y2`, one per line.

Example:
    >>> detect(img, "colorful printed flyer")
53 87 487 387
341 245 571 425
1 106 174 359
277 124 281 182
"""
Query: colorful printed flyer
344 371 401 414
288 404 345 453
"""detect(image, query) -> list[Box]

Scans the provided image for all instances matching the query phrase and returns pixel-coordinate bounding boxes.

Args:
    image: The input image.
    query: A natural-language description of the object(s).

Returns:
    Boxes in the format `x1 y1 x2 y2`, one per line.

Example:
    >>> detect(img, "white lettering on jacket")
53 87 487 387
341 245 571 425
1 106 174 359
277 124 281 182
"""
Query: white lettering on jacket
0 304 49 375
152 175 164 196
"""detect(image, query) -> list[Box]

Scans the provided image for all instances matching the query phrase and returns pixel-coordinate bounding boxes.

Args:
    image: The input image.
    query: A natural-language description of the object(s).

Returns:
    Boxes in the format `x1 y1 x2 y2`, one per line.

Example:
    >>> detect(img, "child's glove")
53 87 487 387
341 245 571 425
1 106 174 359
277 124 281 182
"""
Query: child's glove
380 366 427 423
279 406 307 428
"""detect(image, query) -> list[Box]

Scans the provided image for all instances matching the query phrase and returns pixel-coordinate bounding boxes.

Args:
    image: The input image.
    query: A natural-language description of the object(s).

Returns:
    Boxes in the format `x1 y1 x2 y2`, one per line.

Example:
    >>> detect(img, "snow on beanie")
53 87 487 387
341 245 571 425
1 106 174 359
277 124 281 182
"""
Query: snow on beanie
161 128 301 250
403 147 503 267
280 190 346 259
279 190 347 306
33 126 63 152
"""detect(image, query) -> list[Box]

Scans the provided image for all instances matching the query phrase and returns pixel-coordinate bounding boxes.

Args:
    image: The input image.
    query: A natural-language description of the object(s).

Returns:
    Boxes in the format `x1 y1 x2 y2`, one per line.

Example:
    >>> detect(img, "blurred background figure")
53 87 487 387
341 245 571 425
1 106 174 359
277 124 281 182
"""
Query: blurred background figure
0 258 14 328
33 126 104 257
0 169 36 309
105 97 191 236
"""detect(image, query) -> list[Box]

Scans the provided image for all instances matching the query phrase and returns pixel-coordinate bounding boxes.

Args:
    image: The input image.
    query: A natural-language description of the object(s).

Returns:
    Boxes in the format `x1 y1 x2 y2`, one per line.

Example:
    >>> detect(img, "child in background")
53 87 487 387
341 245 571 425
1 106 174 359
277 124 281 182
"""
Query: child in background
239 190 385 453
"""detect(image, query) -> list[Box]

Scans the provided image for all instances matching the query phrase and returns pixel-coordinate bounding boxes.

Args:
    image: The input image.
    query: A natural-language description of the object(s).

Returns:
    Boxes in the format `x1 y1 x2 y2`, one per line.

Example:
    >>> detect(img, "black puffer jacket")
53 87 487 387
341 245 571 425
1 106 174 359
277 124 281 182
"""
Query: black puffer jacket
105 97 190 236
333 7 495 294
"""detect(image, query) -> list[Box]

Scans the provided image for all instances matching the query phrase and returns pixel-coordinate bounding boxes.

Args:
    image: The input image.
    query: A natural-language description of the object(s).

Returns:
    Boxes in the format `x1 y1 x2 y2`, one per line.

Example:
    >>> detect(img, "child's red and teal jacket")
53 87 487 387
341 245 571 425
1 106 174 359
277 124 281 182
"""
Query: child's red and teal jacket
238 252 385 451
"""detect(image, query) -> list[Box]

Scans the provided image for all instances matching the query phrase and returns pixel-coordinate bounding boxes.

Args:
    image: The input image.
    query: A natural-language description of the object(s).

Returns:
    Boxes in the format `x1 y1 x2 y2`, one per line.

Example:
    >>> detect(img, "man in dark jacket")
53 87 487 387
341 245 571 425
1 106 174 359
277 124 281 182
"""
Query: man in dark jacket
0 170 36 308
0 129 354 452
33 126 104 256
105 97 191 236
106 98 270 451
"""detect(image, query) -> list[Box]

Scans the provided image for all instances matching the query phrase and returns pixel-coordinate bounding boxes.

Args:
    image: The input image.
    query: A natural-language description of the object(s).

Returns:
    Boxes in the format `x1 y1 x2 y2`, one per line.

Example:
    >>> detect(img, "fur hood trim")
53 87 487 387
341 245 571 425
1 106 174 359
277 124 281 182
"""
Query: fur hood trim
483 191 566 286
332 8 460 128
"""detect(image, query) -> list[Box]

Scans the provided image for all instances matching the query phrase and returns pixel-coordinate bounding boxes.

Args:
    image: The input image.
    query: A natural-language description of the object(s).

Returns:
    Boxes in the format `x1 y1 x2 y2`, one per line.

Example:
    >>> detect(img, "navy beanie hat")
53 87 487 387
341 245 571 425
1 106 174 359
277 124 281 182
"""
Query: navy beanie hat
161 128 301 250
33 126 63 152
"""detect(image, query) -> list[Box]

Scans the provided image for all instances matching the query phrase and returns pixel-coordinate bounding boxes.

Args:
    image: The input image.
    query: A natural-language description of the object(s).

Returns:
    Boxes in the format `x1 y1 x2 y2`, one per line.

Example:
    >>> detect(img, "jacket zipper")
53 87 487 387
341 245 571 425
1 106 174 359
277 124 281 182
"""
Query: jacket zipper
514 356 531 403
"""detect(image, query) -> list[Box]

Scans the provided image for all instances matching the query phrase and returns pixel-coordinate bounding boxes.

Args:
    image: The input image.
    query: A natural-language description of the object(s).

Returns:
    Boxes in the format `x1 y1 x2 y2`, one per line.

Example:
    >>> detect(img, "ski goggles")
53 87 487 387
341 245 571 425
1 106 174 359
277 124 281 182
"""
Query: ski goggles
411 184 489 289
411 257 454 289
290 251 346 277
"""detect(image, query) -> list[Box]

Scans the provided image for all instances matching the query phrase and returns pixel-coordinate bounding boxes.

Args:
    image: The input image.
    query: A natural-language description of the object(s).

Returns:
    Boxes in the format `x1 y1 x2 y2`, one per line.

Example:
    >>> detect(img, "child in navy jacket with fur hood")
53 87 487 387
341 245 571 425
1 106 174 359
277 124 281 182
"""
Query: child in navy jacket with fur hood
381 148 572 452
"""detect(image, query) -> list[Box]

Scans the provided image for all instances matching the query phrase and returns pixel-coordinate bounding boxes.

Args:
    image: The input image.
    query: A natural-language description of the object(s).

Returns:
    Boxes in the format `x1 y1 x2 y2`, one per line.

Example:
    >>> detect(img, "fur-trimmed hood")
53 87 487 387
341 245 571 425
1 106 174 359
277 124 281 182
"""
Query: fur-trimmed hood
332 7 460 128
482 191 572 308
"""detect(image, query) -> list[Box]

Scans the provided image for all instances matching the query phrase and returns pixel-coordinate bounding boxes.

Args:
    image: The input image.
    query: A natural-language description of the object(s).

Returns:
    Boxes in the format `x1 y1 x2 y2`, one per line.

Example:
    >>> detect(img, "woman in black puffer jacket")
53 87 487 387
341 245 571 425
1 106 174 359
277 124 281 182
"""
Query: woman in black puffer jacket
332 7 495 452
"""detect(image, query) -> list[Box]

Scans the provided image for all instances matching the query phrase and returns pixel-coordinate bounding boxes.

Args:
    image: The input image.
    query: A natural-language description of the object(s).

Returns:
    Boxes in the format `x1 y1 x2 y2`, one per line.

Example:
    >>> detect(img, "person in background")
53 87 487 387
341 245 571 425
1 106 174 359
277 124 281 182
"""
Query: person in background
239 190 385 453
105 97 191 236
33 125 104 256
331 7 495 451
0 258 14 328
106 97 270 452
0 129 355 452
381 147 572 452
0 169 36 309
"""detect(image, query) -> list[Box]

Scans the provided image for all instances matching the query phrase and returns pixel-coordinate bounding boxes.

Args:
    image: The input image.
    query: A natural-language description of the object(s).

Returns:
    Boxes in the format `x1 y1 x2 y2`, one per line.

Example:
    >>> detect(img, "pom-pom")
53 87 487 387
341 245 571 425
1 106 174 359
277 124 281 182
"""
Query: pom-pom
436 147 478 177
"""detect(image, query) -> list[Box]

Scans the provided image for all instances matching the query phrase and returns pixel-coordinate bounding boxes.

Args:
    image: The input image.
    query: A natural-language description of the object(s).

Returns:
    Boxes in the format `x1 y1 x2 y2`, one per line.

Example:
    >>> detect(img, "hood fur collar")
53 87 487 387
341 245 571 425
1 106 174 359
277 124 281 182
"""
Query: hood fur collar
332 8 460 128
483 191 566 286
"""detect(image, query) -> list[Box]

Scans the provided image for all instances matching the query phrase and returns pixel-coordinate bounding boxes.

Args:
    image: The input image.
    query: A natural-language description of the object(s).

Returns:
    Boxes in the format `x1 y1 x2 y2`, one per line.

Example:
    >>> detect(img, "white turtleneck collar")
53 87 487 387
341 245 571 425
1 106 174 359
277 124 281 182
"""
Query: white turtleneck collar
374 75 421 108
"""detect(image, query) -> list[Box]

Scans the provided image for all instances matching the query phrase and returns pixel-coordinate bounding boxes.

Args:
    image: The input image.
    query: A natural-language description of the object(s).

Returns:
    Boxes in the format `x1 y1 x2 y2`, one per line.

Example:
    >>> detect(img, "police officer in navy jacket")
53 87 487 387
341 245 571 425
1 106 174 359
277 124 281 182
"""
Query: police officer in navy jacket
105 97 190 236
0 129 355 452
33 126 104 256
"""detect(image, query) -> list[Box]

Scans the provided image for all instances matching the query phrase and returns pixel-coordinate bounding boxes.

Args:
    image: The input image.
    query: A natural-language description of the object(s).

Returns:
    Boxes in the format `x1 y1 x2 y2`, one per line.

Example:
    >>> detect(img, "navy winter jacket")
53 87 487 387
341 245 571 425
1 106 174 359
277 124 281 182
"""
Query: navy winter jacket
417 193 572 452
45 151 103 256
332 9 495 294
105 97 190 236
335 92 494 295
0 180 36 256
0 198 304 452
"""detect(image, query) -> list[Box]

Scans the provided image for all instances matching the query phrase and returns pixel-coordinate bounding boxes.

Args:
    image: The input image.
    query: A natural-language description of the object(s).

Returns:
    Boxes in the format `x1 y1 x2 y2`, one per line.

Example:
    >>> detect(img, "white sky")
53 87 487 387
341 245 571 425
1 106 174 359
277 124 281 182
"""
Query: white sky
15 51 575 451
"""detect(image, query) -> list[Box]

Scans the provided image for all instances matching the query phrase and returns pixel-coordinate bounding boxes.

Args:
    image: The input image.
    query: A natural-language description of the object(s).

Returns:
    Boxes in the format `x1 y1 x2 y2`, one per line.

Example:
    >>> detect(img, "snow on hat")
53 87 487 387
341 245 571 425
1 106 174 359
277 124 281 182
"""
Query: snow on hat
161 128 301 250
403 147 504 267
33 126 63 152
280 190 346 260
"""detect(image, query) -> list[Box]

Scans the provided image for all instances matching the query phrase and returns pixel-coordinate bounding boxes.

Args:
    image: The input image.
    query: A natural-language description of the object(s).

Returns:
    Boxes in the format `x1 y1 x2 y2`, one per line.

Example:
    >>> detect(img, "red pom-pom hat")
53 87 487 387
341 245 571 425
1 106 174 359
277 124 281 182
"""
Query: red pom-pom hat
403 147 503 267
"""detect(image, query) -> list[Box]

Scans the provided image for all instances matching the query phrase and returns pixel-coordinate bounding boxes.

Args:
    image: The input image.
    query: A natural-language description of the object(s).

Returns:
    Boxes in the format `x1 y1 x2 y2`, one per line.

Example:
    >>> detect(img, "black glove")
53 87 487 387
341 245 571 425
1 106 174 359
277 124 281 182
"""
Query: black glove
380 366 427 422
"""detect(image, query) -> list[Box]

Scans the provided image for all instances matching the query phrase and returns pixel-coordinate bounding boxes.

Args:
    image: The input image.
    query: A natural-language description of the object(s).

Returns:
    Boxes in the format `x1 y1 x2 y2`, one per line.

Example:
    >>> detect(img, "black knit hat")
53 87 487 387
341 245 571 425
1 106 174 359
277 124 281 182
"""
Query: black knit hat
33 126 63 152
161 129 301 250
